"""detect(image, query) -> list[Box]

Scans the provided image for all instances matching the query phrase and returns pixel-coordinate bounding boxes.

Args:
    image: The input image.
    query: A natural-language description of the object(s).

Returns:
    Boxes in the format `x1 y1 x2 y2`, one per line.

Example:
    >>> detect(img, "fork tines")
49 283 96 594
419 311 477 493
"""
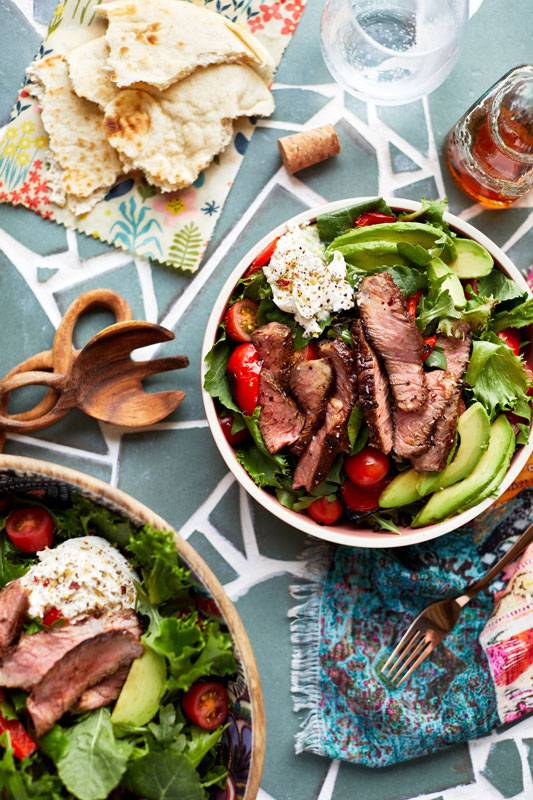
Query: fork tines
380 627 434 687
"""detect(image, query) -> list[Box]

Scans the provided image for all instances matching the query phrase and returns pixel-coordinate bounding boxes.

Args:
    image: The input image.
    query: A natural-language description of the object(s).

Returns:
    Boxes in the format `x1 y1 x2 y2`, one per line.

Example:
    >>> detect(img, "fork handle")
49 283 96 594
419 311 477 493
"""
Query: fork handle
464 522 533 600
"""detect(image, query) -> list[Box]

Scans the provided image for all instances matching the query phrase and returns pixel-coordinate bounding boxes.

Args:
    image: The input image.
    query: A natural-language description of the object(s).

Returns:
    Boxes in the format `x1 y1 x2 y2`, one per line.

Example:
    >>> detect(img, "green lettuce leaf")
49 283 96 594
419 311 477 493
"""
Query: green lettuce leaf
460 295 497 334
127 526 192 606
0 536 34 589
424 346 447 370
54 495 135 547
235 407 291 489
491 298 533 332
398 197 449 227
316 198 394 243
347 406 363 451
123 750 206 800
185 727 225 770
417 288 460 331
465 336 532 421
477 271 526 303
203 331 240 414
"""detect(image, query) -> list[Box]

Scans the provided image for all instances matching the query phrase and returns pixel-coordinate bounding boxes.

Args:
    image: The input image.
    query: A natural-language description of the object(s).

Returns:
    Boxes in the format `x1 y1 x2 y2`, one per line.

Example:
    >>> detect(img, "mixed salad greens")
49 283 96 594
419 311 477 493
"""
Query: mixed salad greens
0 493 237 799
204 197 533 532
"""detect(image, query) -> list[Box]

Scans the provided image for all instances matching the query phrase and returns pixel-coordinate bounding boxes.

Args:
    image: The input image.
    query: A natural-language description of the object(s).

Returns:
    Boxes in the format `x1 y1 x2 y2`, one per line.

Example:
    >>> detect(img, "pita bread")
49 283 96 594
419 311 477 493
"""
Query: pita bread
96 0 274 90
66 37 118 109
26 54 122 214
103 62 274 191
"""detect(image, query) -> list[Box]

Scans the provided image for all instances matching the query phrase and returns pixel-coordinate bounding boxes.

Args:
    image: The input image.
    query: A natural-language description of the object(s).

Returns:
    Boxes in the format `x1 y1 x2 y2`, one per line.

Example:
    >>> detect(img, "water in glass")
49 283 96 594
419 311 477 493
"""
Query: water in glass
320 0 468 105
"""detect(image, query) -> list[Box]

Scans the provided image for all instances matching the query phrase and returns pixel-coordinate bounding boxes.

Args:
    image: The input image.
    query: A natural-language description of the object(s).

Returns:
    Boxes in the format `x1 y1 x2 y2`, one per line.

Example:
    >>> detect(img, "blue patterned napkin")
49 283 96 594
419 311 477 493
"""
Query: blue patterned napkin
290 489 532 767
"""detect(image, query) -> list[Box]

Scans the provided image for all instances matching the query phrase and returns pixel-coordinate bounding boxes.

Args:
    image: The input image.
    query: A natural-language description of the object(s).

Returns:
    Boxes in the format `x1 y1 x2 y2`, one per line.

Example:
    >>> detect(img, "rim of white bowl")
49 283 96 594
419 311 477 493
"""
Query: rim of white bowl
201 197 533 549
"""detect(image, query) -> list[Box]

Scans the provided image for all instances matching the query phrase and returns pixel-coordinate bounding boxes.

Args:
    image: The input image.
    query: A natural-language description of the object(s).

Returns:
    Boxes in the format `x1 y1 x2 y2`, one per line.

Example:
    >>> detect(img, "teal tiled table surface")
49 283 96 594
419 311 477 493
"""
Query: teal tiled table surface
1 0 532 798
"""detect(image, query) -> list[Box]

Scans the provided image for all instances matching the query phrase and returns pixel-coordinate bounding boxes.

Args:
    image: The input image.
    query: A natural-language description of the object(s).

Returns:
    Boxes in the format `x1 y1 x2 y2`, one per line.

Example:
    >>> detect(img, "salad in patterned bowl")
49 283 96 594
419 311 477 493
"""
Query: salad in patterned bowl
0 467 259 800
202 197 533 547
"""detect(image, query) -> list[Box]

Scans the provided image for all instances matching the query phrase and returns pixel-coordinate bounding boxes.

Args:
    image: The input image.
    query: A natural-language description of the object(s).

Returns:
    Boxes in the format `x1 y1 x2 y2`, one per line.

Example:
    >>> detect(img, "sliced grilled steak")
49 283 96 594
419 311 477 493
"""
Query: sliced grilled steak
394 371 457 460
352 320 393 454
293 340 355 491
412 384 462 472
436 325 471 378
75 664 130 713
0 581 28 653
258 371 304 454
0 610 141 689
358 273 426 412
252 322 293 387
290 358 333 456
28 632 143 736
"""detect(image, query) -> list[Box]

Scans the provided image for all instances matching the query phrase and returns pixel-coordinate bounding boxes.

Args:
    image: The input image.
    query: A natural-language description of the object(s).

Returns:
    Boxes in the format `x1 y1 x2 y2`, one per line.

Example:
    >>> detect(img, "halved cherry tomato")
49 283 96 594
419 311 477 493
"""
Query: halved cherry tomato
245 236 281 276
225 299 259 343
298 342 319 361
6 508 53 553
497 328 521 356
422 335 437 361
344 447 390 487
0 716 37 759
463 279 478 299
342 479 388 513
182 681 229 730
227 343 262 416
354 212 397 227
219 414 249 447
43 607 64 627
307 496 342 525
407 290 423 318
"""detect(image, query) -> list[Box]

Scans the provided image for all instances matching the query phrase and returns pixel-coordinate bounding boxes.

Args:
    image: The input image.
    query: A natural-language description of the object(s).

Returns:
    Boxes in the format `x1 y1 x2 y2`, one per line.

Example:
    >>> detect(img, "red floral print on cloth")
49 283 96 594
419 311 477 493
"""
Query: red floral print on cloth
247 0 305 35
0 159 51 216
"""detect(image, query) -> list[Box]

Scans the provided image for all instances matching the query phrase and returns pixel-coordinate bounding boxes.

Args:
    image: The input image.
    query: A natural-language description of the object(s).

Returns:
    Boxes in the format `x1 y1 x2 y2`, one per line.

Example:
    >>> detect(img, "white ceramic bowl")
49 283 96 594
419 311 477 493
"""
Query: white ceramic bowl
202 198 533 548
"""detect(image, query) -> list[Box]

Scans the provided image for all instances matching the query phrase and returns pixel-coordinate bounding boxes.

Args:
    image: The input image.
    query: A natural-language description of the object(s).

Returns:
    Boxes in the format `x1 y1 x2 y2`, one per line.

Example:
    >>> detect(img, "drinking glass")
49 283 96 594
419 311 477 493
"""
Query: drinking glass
320 0 468 106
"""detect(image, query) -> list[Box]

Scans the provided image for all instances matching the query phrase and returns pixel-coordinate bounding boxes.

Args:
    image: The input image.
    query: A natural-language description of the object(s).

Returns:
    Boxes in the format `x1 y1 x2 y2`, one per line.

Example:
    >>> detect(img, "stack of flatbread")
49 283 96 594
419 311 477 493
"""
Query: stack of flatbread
26 0 275 215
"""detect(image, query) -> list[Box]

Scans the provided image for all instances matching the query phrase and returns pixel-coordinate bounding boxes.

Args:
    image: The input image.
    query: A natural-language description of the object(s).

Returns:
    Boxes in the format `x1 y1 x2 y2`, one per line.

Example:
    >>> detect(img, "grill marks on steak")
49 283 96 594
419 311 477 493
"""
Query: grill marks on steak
0 581 28 654
290 359 333 456
28 631 143 736
352 321 393 454
394 371 457 459
358 273 427 412
293 341 355 492
0 610 141 689
258 371 304 454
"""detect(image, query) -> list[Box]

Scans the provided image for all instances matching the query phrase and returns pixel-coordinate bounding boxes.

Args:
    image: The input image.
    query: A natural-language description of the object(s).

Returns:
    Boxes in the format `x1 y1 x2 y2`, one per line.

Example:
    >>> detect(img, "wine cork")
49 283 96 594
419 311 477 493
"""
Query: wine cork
278 125 341 174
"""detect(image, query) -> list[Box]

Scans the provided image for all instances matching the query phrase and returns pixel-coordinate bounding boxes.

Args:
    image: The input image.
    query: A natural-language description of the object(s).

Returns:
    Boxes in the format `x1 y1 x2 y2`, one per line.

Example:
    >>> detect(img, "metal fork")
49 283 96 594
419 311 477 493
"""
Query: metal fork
380 522 533 687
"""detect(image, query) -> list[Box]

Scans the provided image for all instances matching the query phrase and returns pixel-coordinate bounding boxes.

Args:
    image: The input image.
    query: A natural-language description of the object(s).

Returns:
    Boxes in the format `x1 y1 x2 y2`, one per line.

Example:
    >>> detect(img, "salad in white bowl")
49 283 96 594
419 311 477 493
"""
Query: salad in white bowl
203 198 533 543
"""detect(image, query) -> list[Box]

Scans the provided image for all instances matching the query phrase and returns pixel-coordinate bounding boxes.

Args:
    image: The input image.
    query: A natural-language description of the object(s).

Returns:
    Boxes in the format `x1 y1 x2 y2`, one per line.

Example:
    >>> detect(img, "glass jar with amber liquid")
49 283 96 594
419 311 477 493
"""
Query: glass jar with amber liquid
446 65 533 207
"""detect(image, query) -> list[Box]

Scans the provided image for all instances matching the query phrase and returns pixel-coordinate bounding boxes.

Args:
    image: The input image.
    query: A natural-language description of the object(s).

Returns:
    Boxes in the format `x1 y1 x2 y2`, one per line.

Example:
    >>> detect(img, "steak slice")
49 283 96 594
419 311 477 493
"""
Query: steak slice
258 371 304 454
0 581 28 653
293 340 355 492
436 325 471 378
352 320 393 454
75 664 130 713
358 273 426 412
28 632 143 735
394 371 457 460
290 358 333 456
252 322 293 387
0 610 141 689
412 384 462 472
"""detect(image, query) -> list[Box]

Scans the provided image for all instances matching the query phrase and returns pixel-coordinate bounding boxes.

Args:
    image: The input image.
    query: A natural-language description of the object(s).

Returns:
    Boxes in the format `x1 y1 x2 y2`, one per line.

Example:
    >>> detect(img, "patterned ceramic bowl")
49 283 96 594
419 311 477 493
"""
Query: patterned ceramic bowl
0 454 264 800
202 197 533 549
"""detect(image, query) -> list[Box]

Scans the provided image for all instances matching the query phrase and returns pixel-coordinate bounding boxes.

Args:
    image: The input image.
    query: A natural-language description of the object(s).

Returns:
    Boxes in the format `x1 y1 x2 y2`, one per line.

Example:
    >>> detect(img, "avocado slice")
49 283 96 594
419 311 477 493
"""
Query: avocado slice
379 468 421 508
327 241 409 270
111 648 166 728
428 257 466 308
416 403 491 496
329 221 454 255
412 414 513 527
448 238 493 278
457 430 515 513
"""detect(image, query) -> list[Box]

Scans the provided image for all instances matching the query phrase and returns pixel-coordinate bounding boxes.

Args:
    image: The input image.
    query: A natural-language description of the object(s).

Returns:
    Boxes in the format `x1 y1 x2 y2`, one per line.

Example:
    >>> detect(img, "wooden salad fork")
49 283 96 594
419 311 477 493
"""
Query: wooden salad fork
380 522 533 687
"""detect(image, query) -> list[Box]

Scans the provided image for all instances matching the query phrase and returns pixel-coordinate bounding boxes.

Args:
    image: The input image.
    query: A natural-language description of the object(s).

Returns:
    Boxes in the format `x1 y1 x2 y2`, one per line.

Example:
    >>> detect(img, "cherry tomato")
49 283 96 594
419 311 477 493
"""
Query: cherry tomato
298 342 319 360
43 607 64 626
463 279 478 299
224 299 259 343
497 328 521 356
0 716 37 759
341 479 388 512
422 335 437 361
182 681 229 730
219 414 249 447
227 343 262 416
344 447 390 487
6 508 53 553
354 212 397 227
407 290 423 318
307 496 343 525
245 236 281 276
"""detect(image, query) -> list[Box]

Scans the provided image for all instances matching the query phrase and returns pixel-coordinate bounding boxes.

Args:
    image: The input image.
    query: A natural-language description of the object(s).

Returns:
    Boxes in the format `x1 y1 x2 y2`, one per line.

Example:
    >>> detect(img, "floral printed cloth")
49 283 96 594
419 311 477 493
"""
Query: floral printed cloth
0 0 306 270
290 457 533 767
